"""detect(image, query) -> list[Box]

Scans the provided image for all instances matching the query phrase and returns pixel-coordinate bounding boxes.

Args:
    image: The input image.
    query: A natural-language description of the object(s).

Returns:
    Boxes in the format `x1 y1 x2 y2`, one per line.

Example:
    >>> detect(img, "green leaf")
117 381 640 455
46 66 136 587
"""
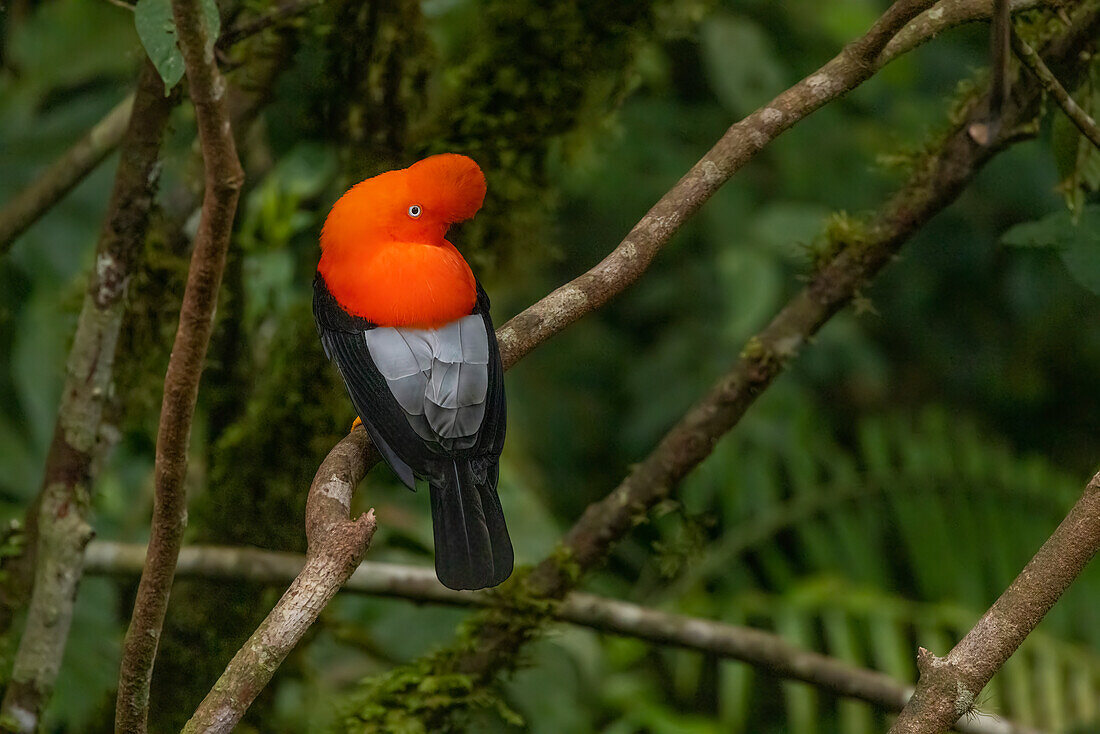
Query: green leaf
1001 211 1075 249
134 0 221 93
1002 206 1100 294
135 0 184 92
1061 230 1100 294
1050 75 1099 215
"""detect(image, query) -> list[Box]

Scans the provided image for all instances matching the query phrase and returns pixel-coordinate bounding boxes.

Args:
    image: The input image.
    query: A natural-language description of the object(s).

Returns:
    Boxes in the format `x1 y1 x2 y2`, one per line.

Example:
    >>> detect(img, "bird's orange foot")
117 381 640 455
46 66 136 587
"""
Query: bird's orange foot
351 416 362 433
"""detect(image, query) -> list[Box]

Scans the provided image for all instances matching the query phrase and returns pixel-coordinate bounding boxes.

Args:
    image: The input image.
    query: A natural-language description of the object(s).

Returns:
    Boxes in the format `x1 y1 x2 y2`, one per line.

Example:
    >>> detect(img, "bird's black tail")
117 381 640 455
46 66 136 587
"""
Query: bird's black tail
429 459 513 591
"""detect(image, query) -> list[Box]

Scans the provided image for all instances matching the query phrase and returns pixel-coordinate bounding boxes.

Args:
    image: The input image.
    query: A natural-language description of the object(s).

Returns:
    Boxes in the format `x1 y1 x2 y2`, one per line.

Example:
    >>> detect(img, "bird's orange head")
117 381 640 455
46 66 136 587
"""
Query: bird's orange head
318 154 486 328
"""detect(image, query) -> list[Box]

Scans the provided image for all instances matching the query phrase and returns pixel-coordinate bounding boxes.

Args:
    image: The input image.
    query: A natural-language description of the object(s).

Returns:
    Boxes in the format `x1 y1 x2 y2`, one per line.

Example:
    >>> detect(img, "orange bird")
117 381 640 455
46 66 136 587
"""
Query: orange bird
313 154 512 590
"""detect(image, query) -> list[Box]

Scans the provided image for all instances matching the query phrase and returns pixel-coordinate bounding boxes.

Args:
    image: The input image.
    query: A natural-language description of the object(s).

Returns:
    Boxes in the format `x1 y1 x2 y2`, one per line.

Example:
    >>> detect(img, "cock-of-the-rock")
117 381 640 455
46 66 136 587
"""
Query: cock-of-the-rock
313 154 512 591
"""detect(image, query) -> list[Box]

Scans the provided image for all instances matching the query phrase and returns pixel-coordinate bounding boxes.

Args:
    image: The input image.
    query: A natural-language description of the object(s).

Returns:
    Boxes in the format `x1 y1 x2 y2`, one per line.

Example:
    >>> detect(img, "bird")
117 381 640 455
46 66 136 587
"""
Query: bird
312 154 512 591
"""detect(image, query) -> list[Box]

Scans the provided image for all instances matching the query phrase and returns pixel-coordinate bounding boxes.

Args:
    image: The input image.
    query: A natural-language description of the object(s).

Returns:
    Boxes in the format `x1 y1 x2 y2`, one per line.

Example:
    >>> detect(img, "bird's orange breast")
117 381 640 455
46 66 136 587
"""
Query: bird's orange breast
318 240 477 329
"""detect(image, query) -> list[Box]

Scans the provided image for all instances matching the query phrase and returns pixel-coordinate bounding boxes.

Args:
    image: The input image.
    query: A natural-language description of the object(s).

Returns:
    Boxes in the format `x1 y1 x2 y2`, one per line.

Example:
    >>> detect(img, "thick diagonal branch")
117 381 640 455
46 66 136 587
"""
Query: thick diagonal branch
113 1 245 731
85 541 1040 734
180 432 378 734
889 473 1100 733
0 61 175 734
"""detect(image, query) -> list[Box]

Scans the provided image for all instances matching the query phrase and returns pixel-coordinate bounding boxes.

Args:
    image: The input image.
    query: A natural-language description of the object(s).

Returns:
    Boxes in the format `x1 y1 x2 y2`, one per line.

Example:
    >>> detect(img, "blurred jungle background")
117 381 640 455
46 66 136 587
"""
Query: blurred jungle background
2 0 1100 731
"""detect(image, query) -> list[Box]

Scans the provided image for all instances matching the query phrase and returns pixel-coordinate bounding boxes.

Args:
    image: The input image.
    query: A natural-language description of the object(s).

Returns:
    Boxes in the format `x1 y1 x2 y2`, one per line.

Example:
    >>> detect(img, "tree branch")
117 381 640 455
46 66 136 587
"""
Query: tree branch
214 0 324 52
82 541 1043 734
181 431 378 733
1011 29 1100 149
495 0 940 367
113 1 245 730
879 0 1049 67
0 21 299 733
0 0 1009 260
0 61 176 734
0 95 134 257
969 0 1013 145
889 472 1100 733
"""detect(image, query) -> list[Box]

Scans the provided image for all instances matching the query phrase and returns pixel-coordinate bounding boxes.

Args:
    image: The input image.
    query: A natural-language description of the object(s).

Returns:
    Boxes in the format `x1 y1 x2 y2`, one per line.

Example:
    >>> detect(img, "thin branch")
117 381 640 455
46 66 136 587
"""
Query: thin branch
84 541 1042 734
214 0 324 51
1012 29 1100 149
181 431 378 733
0 61 176 734
113 0 245 730
0 95 134 256
495 0 939 368
879 0 1048 66
346 8 1100 731
0 0 327 257
889 473 1100 733
969 0 1013 145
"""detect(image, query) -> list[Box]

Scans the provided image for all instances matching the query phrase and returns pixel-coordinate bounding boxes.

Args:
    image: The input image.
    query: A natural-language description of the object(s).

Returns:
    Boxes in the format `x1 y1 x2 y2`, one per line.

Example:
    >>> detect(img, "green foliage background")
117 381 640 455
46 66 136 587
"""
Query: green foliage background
1 0 1099 731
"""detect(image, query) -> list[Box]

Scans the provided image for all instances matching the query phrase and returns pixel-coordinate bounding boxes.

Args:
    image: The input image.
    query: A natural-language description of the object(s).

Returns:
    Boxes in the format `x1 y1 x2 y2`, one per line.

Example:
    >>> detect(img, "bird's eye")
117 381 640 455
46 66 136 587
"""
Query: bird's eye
407 204 422 219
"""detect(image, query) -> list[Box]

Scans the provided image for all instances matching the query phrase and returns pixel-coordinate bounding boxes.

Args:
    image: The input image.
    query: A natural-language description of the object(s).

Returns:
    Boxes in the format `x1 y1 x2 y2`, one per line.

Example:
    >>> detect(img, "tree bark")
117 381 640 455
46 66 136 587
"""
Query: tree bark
889 474 1100 733
1012 29 1100 149
113 1 245 730
0 61 175 734
181 431 378 733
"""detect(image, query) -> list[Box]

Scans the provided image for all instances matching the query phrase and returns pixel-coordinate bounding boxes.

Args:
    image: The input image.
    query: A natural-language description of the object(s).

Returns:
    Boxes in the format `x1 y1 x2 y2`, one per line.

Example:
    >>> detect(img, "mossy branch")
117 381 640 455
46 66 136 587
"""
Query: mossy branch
1012 28 1100 149
0 61 176 734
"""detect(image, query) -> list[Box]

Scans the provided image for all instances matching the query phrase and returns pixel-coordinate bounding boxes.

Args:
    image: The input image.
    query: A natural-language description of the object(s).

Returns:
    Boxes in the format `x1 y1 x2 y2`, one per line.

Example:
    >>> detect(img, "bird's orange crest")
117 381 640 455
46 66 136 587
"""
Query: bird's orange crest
319 154 486 328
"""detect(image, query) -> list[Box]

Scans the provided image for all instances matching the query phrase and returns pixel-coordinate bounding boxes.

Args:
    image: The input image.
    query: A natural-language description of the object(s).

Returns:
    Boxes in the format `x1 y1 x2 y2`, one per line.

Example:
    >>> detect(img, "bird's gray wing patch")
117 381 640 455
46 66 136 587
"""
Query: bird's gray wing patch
365 328 423 378
364 315 489 449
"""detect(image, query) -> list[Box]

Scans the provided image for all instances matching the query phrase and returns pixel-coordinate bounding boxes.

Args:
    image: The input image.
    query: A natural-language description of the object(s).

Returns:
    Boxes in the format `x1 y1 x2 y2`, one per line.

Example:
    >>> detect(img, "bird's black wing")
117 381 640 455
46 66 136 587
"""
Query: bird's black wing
470 281 506 459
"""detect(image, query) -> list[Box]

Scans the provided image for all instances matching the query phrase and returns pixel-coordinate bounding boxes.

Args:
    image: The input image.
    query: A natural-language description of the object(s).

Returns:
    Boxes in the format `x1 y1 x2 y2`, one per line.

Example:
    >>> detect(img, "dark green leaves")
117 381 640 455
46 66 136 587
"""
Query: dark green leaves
135 0 184 92
134 0 220 93
1002 205 1100 294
